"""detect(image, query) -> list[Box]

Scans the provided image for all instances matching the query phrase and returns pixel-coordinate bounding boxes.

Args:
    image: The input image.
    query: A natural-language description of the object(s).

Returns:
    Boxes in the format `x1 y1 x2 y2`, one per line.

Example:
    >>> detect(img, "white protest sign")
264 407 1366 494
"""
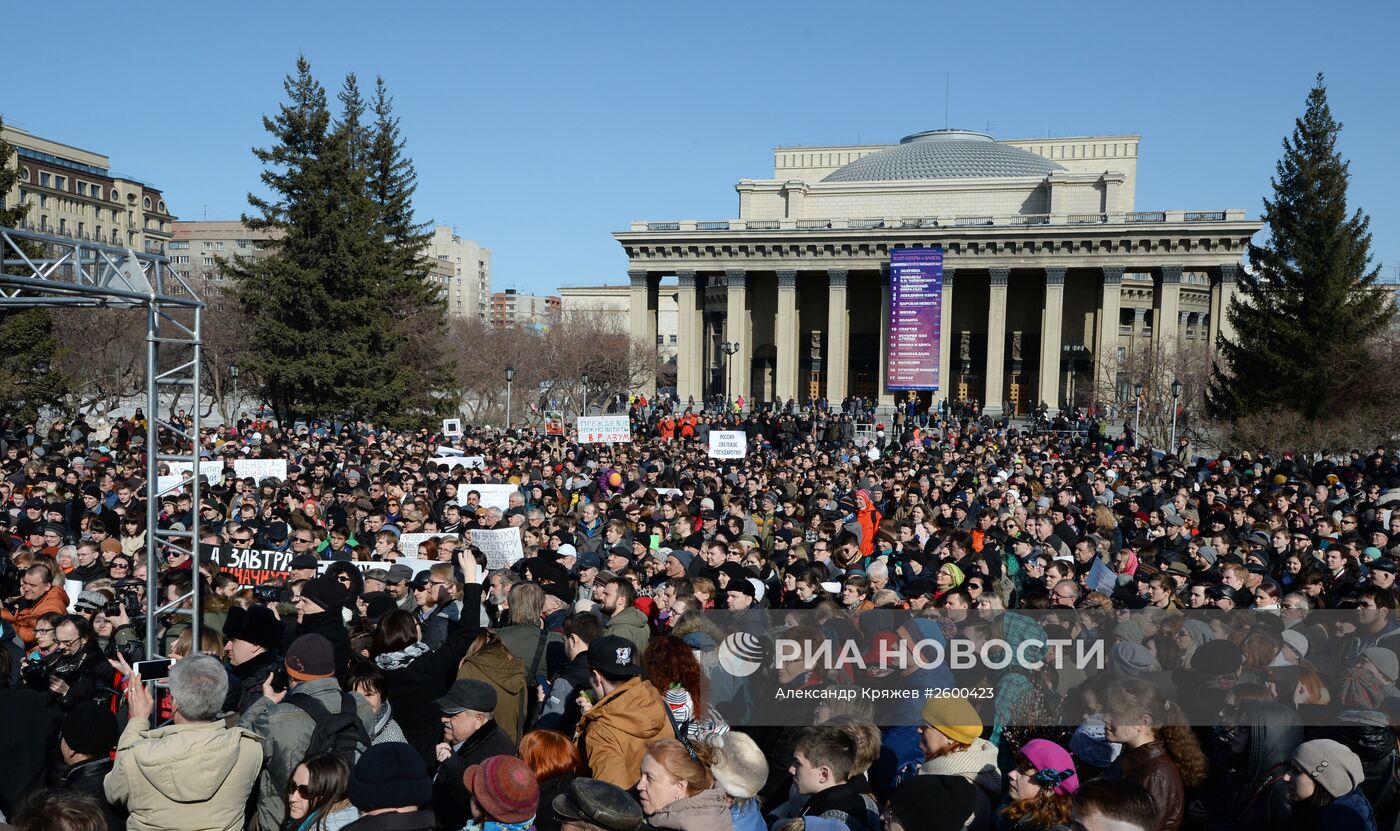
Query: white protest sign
317 557 439 578
437 456 485 471
578 415 631 444
397 533 445 557
708 431 748 459
471 527 525 569
66 581 85 613
442 418 463 438
654 487 682 498
457 483 519 511
156 475 186 497
235 458 287 481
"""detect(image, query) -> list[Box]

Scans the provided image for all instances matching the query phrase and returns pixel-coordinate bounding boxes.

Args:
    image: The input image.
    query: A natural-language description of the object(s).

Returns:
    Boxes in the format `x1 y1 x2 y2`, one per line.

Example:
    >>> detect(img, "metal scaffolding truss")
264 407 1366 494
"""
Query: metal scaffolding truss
0 225 204 658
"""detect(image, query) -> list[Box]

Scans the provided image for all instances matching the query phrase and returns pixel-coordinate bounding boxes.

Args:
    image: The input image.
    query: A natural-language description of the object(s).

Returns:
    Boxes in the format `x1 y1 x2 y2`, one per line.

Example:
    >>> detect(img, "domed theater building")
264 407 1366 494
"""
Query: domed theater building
614 129 1261 416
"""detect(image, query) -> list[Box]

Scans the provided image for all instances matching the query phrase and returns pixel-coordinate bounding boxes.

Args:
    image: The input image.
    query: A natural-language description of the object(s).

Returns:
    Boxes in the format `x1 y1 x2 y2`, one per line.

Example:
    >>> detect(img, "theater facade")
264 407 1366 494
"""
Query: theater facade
614 129 1262 416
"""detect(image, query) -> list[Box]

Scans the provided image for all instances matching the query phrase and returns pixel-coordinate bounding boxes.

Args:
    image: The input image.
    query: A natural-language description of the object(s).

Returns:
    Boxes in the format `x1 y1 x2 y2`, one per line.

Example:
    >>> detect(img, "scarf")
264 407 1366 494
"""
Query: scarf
464 819 535 831
374 641 431 671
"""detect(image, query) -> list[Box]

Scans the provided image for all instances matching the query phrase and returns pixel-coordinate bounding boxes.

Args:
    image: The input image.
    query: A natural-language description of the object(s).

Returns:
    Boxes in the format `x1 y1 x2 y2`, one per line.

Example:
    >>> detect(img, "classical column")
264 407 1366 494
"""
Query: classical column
775 270 798 402
1038 267 1066 413
724 270 750 404
983 268 1009 418
628 269 656 396
936 269 955 409
1097 266 1123 395
1156 265 1183 355
1217 264 1239 346
826 269 850 404
675 271 700 406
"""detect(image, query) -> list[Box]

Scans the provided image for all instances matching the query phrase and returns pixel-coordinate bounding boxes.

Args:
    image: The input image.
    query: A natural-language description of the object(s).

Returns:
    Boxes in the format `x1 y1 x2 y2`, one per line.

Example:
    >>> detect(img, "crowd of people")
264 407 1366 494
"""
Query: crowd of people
1 399 1398 831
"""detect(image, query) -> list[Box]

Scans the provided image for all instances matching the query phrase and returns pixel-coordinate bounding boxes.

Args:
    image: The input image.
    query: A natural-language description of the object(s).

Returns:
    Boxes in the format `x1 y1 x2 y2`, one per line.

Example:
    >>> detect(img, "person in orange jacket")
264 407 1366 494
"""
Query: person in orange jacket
854 489 882 559
2 563 71 648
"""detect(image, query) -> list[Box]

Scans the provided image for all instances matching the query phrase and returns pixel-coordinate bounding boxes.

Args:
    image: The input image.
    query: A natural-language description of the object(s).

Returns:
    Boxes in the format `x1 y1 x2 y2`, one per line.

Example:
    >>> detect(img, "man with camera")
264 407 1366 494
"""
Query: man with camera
46 615 112 712
2 563 71 648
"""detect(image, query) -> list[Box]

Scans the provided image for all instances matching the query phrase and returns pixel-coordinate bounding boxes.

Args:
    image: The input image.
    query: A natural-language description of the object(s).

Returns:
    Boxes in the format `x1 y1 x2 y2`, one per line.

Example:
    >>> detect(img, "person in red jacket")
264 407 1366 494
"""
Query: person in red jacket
855 489 882 560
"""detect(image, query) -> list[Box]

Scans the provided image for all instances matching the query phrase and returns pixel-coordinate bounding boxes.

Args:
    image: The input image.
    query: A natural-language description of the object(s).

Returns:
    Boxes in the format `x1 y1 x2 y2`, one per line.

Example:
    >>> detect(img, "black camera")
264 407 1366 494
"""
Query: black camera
252 583 283 604
116 639 146 664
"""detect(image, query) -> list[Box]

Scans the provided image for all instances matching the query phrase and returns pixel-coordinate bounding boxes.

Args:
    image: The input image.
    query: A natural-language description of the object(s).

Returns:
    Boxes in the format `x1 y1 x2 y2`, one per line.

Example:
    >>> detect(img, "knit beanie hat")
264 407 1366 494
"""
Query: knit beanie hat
1291 739 1364 798
1109 642 1160 676
939 562 965 587
464 755 540 823
284 633 335 681
299 575 350 612
62 703 119 757
349 743 432 812
709 731 769 800
1019 739 1080 795
920 695 982 745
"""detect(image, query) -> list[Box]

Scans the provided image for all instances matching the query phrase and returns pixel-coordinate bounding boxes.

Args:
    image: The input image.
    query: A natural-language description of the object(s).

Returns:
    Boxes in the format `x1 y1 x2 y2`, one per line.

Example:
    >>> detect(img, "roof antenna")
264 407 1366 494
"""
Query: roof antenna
944 73 950 129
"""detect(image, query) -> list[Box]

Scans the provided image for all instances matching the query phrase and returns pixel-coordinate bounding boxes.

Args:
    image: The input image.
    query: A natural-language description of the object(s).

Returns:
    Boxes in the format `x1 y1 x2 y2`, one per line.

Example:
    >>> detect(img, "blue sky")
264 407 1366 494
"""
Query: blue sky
8 1 1397 294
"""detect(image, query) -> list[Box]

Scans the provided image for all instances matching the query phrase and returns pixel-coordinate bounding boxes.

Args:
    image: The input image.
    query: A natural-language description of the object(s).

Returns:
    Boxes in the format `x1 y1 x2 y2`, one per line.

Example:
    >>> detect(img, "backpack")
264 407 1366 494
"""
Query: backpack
287 692 370 765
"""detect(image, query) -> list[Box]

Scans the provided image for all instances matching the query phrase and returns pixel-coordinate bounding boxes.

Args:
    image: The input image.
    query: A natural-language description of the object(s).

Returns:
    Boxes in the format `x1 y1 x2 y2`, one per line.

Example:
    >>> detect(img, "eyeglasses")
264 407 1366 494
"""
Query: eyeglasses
293 537 313 544
56 636 82 649
111 562 130 570
34 627 55 636
291 784 313 799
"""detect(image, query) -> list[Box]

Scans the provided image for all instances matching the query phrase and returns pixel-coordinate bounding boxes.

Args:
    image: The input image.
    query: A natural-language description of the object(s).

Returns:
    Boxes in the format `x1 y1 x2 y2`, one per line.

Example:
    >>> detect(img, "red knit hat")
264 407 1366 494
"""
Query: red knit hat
463 755 539 823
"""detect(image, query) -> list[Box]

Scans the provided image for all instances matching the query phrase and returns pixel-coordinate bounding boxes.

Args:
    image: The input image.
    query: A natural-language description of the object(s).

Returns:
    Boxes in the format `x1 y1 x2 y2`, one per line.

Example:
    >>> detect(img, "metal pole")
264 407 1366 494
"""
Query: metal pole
189 304 202 653
1134 396 1141 443
144 305 160 659
506 381 512 430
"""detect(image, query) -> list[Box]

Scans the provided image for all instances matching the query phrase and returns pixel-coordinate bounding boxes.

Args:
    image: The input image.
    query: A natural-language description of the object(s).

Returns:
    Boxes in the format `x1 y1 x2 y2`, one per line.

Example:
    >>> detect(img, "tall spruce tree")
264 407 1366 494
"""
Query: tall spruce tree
0 115 72 422
1208 74 1392 421
230 59 453 424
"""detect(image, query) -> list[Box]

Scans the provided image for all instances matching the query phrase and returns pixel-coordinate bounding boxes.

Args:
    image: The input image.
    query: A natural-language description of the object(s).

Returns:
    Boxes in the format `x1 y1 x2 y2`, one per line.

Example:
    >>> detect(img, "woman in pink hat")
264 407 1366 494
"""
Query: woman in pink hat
1001 739 1079 831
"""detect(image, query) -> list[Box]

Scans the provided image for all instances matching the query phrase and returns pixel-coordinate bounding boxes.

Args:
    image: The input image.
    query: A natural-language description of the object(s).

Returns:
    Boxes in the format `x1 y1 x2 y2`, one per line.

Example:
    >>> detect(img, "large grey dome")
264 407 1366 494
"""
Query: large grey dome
822 129 1065 182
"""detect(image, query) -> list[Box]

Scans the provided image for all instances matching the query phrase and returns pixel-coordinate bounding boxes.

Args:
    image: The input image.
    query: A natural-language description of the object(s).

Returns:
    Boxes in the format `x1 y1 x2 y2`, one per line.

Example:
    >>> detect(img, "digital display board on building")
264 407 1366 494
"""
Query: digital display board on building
886 246 943 391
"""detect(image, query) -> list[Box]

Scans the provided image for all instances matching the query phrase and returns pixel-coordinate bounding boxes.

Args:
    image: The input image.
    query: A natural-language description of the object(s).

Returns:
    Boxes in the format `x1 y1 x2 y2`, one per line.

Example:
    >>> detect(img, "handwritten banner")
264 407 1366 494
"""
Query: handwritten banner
210 547 294 587
708 431 747 459
471 528 525 569
578 416 632 444
457 483 519 512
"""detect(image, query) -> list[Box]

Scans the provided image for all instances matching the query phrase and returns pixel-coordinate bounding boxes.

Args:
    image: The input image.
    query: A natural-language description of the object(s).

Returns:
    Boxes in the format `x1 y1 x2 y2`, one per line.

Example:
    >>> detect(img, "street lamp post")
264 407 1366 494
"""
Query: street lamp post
580 372 589 418
1169 379 1182 452
505 366 515 430
1133 382 1143 442
720 341 740 410
229 364 239 424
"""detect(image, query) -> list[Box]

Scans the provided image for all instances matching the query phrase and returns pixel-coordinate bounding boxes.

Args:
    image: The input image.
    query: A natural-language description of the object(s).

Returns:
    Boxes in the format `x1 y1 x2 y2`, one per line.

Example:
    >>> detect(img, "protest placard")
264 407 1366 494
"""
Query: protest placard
442 418 463 438
1087 558 1117 596
544 410 566 437
235 458 287 481
578 415 631 444
155 475 186 497
317 557 440 579
457 483 519 512
396 533 442 557
471 527 525 569
210 547 294 587
708 431 748 459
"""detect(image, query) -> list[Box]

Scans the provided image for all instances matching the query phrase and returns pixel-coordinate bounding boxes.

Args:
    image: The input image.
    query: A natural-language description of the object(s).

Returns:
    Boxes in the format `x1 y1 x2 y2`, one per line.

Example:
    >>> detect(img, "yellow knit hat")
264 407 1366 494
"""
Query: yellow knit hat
920 695 983 745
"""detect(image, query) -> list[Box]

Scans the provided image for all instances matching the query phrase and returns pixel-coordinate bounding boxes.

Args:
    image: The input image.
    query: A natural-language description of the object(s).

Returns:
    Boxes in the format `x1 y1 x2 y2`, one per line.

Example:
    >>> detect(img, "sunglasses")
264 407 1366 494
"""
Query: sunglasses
291 784 314 799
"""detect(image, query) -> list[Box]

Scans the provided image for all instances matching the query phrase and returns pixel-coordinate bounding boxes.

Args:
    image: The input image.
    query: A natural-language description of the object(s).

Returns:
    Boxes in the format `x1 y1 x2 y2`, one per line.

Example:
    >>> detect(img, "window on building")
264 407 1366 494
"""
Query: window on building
39 214 48 230
58 219 66 234
143 196 152 209
54 175 66 190
110 189 119 201
39 194 47 208
77 222 84 238
169 241 189 250
76 182 86 196
669 335 678 345
656 335 664 345
18 167 28 182
96 226 102 240
39 172 50 187
202 256 215 267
